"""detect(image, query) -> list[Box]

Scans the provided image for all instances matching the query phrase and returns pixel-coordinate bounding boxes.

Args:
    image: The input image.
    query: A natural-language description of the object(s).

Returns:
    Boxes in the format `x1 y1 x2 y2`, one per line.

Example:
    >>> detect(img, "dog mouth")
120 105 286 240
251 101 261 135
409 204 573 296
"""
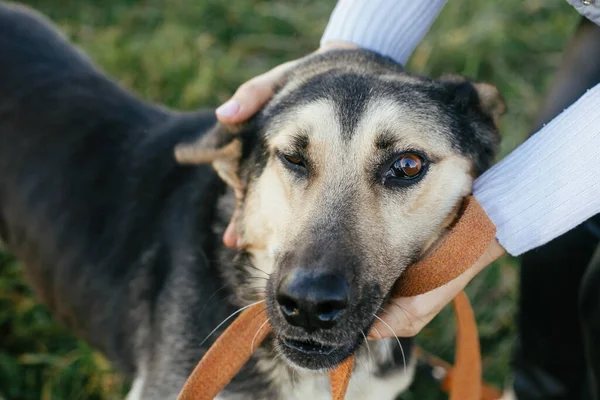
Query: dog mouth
282 338 342 356
277 336 357 370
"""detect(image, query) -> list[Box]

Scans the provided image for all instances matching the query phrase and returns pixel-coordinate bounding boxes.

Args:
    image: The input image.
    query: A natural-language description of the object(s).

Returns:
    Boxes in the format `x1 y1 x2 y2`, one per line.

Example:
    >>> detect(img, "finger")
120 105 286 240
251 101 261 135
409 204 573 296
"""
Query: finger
366 262 479 339
367 239 505 340
367 305 426 339
216 62 294 124
215 78 271 124
222 219 237 248
223 208 243 249
368 271 474 339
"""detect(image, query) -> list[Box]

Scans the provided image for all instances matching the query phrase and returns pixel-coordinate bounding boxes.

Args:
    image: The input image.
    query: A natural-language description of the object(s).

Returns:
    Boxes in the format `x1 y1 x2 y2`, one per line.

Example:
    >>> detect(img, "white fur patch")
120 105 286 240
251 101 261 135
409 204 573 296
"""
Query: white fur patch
125 367 147 400
245 341 416 400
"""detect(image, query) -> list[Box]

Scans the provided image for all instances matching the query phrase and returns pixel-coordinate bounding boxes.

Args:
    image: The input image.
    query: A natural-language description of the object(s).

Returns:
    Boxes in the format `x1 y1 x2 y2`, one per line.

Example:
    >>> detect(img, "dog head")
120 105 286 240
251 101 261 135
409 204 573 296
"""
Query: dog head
176 50 504 371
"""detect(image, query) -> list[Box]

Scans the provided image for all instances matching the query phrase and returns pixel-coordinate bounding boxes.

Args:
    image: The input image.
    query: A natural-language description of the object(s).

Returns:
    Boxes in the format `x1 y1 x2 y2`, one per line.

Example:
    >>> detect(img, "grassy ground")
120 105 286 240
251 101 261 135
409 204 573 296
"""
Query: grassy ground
0 0 581 399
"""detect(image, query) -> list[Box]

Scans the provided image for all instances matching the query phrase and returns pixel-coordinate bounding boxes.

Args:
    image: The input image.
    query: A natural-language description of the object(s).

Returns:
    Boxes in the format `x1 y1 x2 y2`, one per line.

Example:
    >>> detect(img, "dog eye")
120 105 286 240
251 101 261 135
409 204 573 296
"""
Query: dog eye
284 154 303 166
384 153 424 181
278 152 307 172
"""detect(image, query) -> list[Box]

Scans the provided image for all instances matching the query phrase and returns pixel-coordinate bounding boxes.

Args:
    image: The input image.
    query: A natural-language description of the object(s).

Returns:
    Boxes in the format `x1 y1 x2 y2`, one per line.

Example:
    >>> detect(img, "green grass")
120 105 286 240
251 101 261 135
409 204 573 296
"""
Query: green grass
0 0 581 398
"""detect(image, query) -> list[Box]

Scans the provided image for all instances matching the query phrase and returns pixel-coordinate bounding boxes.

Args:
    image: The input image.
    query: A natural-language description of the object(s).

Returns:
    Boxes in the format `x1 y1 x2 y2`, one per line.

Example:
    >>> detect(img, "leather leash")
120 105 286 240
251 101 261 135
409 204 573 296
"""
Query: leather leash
178 196 500 400
417 348 503 400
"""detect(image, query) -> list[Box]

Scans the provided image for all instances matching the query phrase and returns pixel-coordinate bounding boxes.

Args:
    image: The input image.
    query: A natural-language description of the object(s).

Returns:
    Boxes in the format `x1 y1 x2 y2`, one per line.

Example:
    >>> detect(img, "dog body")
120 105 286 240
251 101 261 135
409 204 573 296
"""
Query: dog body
0 4 237 397
0 3 502 399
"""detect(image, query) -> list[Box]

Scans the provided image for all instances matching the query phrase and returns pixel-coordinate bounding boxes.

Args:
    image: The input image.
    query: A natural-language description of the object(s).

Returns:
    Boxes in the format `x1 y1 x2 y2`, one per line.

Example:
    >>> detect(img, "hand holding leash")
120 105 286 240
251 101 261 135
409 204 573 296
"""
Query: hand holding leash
369 238 505 338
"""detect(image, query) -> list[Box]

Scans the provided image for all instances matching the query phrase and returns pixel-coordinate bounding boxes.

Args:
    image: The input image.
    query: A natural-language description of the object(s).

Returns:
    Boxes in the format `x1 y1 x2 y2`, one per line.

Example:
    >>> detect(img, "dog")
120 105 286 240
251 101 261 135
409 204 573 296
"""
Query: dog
0 2 504 399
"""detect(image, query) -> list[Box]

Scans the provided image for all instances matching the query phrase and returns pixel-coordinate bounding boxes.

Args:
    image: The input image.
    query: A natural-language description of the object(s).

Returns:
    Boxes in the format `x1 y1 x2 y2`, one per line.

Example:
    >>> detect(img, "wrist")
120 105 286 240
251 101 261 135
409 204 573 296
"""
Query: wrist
472 239 506 276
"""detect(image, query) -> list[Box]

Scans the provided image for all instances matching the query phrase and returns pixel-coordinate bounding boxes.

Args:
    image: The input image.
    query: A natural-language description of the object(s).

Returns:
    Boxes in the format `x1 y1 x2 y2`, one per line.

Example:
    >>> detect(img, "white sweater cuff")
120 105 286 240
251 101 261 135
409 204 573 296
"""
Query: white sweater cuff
474 85 600 256
320 0 447 65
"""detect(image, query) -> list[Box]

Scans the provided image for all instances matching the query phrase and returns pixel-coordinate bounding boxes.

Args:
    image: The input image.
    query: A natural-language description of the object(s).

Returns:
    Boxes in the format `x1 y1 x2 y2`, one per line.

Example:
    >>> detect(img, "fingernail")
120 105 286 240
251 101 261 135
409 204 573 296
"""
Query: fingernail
216 100 240 118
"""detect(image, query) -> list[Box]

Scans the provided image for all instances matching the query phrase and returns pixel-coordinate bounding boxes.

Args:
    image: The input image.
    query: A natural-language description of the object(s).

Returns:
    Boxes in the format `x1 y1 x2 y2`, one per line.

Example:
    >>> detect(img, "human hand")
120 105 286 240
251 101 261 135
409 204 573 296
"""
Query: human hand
215 41 359 125
368 239 506 339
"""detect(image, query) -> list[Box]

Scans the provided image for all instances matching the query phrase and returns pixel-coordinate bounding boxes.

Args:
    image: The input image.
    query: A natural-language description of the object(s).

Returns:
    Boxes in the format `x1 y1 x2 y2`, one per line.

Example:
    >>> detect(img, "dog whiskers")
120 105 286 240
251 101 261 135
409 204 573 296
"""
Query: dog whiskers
292 364 297 384
377 305 399 323
388 300 421 333
389 299 425 324
355 357 370 394
198 284 228 320
246 264 271 277
242 287 266 300
373 314 406 374
251 318 271 352
245 276 269 281
360 329 373 387
243 288 265 293
348 373 364 396
244 284 266 291
370 325 391 361
199 300 265 348
359 329 372 365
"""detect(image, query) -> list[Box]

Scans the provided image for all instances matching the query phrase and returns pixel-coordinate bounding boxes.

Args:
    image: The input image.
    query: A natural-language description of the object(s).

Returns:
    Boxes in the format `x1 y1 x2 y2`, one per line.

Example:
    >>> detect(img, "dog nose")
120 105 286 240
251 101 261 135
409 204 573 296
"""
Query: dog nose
276 271 349 331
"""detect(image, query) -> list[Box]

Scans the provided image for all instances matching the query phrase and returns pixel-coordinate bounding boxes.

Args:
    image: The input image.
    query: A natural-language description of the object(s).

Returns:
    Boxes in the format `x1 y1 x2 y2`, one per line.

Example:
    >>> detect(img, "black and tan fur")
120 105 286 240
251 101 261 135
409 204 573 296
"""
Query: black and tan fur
0 3 504 399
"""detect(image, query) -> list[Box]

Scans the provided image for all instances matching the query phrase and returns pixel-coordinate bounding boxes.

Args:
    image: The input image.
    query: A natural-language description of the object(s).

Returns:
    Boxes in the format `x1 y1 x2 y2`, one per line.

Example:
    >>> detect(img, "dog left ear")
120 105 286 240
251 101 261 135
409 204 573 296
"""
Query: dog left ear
175 123 244 196
441 75 506 128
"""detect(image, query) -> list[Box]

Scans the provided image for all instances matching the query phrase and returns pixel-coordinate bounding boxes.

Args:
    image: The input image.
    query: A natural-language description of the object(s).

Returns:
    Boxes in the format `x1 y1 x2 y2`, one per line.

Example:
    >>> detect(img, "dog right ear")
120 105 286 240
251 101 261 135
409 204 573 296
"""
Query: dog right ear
174 123 244 196
440 75 506 128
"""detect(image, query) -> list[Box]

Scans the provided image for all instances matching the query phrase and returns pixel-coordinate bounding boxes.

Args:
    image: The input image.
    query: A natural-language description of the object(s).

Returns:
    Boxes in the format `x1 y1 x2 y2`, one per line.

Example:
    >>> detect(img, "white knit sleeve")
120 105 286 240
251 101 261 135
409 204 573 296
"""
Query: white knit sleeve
474 85 600 256
320 0 447 65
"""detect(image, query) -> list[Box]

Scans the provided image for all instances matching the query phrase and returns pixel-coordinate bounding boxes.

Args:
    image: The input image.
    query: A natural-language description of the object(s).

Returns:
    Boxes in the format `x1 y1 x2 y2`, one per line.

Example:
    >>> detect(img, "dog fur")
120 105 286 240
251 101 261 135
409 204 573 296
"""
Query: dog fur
0 3 503 399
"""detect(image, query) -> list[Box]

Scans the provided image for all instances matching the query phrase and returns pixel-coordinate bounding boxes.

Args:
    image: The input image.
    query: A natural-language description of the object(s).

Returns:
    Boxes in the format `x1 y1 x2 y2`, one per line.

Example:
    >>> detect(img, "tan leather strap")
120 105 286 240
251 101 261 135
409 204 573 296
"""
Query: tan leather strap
394 196 496 297
177 303 271 400
418 348 502 400
328 354 355 400
177 196 499 400
448 292 482 400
